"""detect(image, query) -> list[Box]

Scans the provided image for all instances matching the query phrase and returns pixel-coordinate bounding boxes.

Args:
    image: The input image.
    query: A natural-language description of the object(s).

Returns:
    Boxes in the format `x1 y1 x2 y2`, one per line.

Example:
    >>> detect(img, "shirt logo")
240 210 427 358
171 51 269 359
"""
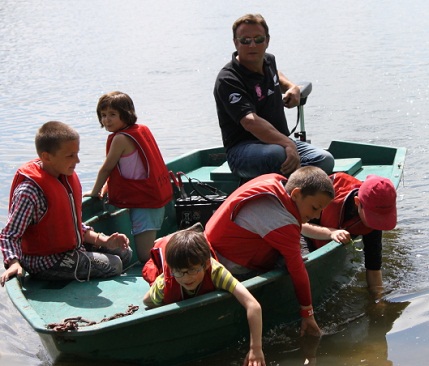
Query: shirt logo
255 84 262 99
267 89 275 96
229 93 242 104
255 84 265 101
273 74 279 86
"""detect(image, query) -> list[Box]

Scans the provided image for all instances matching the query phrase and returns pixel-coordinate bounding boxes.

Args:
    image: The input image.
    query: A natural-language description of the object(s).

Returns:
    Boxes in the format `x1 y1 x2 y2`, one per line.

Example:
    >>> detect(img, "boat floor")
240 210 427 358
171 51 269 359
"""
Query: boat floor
20 266 148 327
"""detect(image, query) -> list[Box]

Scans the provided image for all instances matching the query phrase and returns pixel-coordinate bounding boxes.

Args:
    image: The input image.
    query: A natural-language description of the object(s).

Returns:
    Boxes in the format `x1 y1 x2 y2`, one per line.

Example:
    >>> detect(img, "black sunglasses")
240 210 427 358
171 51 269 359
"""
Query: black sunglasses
235 36 267 45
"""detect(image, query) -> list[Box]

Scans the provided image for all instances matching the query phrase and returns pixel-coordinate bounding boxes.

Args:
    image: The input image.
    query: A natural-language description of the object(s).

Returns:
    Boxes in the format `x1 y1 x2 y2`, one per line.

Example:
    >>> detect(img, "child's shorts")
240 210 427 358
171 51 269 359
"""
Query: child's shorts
129 207 165 235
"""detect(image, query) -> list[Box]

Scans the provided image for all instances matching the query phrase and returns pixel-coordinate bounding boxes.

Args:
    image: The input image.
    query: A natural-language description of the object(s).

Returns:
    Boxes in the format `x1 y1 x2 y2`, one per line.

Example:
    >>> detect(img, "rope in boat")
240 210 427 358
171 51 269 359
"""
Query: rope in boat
46 304 139 332
73 250 91 283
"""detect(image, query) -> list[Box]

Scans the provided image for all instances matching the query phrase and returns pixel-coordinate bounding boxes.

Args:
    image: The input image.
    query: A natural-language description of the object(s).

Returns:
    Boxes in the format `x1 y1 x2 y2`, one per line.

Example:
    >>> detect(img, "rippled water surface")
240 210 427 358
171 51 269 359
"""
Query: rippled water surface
1 0 429 365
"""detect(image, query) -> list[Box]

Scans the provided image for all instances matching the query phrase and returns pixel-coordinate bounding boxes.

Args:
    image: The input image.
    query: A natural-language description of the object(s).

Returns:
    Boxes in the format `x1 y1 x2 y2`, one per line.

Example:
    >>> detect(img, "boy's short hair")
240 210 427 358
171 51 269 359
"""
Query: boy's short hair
285 166 335 199
165 230 211 270
96 91 137 127
232 14 270 39
35 121 79 156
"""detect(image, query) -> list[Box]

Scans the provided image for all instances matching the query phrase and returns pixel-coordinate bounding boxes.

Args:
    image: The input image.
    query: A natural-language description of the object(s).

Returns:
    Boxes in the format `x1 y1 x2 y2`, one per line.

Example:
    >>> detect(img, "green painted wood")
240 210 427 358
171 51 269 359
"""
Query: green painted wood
332 158 362 175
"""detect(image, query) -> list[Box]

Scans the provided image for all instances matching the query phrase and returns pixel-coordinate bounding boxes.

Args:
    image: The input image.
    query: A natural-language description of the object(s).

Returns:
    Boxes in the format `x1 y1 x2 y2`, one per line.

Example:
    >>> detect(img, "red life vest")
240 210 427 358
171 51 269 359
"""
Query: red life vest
311 172 373 249
142 233 218 285
10 159 83 256
142 233 218 304
162 264 216 304
106 124 173 208
205 173 300 270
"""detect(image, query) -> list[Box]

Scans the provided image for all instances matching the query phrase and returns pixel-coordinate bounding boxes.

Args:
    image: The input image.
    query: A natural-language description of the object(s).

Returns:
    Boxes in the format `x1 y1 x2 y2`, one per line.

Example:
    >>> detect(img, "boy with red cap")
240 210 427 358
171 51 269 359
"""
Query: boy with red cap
303 172 397 296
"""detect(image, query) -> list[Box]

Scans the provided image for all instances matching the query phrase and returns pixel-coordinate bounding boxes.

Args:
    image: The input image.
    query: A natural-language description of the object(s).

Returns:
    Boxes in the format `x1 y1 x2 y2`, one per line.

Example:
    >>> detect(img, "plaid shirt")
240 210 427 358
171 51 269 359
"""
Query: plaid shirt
0 179 88 273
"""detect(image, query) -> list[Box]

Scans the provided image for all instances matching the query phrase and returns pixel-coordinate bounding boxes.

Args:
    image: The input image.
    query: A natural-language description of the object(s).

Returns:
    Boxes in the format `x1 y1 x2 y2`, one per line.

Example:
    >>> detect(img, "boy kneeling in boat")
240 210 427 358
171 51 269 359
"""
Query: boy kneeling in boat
0 121 133 285
143 227 265 366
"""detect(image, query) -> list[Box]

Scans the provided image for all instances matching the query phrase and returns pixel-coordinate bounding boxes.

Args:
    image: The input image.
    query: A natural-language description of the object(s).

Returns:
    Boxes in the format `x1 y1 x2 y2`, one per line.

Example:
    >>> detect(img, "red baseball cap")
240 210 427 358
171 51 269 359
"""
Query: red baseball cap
358 175 397 230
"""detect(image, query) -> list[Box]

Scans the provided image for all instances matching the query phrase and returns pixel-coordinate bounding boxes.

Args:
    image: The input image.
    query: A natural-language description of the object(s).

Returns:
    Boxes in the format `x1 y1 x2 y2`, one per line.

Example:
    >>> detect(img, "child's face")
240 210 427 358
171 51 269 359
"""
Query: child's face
291 189 332 223
42 139 80 177
171 264 205 291
100 107 127 132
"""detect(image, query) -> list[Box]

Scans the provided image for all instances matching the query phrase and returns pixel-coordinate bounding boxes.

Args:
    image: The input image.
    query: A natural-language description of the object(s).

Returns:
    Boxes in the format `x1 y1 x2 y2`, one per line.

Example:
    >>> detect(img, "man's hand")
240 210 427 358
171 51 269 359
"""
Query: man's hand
283 85 301 108
280 145 301 176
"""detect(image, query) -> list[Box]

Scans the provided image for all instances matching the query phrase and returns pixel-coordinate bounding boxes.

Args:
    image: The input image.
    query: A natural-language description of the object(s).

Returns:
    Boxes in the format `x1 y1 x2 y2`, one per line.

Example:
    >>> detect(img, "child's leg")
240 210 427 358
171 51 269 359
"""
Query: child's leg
31 250 123 281
134 230 157 263
83 251 123 279
86 242 133 269
129 207 165 263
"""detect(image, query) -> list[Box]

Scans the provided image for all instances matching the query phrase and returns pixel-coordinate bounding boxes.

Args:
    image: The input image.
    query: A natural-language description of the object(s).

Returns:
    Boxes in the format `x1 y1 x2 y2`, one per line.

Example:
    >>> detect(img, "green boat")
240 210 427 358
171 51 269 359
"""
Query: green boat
5 140 405 365
5 83 406 365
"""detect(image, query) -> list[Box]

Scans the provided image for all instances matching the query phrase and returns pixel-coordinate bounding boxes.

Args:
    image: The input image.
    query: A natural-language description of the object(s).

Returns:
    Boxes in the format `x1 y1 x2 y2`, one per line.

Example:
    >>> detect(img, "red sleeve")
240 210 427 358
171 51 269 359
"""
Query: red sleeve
142 248 162 285
264 224 312 307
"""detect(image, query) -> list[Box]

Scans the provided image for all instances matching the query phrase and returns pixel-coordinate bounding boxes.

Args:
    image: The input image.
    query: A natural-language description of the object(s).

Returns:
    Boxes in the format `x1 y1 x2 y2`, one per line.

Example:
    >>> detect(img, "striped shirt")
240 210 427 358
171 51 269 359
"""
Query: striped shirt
0 179 89 273
149 258 239 306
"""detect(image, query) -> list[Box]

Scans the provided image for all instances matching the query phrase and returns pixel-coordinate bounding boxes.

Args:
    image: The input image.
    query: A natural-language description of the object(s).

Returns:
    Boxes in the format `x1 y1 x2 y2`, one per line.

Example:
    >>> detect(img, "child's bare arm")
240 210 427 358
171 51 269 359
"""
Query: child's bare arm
88 134 128 197
232 282 266 366
143 290 158 308
302 222 351 243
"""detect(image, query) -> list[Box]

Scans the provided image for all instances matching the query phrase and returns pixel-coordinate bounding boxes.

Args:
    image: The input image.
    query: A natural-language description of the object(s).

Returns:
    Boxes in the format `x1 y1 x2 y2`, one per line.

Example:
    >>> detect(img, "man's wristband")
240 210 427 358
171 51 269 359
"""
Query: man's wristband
300 307 314 318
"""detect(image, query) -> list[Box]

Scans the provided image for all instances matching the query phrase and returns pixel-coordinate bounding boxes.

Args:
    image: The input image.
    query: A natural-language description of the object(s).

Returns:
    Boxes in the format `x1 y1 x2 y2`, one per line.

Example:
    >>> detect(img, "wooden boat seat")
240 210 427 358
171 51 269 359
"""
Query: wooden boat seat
332 157 362 175
186 153 363 185
185 167 217 182
210 157 363 182
210 161 238 182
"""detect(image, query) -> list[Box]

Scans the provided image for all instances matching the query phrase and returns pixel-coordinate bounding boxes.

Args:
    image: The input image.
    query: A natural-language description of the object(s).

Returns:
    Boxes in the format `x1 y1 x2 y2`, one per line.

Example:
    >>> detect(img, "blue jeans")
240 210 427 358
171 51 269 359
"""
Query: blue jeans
226 140 334 178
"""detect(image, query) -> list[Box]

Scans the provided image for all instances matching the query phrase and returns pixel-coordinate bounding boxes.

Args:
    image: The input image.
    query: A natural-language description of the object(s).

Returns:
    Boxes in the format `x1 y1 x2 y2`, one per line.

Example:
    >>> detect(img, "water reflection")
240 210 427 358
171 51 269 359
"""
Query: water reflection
180 289 410 366
252 296 409 366
318 300 408 366
386 289 429 365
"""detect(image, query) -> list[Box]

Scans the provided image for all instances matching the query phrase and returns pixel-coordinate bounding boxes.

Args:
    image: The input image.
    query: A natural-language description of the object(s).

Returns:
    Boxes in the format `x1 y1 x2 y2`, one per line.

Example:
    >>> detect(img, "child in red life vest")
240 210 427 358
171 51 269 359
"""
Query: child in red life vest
0 121 132 286
143 229 265 366
206 167 336 338
85 91 172 263
302 173 397 296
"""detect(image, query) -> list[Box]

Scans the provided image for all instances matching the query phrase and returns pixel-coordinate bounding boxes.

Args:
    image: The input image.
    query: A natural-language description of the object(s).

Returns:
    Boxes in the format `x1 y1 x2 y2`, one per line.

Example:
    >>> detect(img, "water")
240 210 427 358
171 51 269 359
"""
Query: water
1 0 429 365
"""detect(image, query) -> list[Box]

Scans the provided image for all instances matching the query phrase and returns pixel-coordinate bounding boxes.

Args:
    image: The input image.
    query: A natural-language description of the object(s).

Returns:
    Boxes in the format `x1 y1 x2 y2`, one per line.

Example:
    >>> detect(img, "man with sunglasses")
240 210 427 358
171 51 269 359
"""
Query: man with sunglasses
214 14 334 179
